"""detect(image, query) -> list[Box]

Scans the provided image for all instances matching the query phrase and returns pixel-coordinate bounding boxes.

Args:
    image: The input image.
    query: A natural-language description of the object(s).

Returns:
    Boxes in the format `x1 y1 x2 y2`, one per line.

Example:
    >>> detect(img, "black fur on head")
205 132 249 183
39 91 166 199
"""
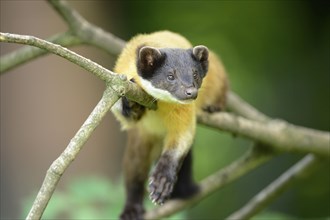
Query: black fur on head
136 45 209 102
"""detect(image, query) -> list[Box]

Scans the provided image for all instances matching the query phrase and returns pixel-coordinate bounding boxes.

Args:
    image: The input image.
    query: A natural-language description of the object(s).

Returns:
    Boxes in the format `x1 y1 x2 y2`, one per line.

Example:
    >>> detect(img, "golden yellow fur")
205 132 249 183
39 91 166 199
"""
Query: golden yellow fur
114 30 227 142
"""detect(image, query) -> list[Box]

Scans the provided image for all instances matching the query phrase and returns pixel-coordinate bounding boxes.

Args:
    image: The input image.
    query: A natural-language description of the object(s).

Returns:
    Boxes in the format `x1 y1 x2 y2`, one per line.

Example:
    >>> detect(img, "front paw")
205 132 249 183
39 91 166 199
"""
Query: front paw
148 172 176 205
121 96 146 121
148 155 178 205
120 204 145 220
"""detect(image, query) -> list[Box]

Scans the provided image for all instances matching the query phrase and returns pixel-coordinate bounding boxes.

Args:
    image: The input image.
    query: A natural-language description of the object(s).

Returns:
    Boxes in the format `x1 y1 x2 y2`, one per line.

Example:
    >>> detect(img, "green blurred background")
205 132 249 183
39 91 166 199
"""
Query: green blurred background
1 0 329 219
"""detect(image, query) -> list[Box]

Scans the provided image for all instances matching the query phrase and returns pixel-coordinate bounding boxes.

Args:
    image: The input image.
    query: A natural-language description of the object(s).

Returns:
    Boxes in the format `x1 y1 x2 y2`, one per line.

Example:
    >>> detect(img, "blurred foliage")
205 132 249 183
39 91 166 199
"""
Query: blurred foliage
21 176 186 219
252 211 297 220
21 175 329 219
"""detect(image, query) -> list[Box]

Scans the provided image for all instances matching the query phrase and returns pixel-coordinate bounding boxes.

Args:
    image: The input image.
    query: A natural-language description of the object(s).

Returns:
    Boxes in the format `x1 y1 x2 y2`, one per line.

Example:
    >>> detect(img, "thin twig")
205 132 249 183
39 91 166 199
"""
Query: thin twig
26 86 119 219
0 31 81 73
226 154 320 220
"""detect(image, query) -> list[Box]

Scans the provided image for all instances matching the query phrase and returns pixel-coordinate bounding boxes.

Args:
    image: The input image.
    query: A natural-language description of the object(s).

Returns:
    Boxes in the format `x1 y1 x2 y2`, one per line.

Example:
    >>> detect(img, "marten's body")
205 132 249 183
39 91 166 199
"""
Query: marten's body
112 31 228 220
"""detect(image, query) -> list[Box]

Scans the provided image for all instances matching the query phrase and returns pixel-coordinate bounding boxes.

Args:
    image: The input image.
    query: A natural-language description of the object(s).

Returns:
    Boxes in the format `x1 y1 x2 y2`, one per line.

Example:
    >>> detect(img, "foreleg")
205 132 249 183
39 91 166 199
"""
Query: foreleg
148 128 195 205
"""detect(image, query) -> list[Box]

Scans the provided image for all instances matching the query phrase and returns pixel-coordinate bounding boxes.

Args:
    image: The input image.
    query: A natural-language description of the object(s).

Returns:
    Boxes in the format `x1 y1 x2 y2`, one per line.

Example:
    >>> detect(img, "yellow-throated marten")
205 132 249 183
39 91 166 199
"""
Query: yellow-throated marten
112 31 228 220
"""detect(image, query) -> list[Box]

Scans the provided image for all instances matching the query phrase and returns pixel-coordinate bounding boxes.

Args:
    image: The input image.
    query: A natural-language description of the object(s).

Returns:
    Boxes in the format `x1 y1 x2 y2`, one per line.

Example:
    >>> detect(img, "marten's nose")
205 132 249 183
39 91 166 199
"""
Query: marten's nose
185 87 198 99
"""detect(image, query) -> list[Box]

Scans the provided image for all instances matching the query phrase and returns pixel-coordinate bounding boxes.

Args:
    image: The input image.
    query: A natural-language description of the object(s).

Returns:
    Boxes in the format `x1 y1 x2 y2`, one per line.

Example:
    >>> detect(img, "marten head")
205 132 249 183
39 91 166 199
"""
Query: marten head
136 45 209 104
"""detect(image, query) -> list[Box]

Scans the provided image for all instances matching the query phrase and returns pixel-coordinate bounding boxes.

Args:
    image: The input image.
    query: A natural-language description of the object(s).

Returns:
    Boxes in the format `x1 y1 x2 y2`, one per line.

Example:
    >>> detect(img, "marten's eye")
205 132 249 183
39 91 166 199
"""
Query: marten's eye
167 74 175 81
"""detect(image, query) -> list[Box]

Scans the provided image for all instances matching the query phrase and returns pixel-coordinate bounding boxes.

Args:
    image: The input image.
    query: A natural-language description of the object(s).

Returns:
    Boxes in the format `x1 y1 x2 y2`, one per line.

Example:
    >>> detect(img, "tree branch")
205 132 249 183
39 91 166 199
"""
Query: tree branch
26 86 119 219
226 154 320 220
47 0 125 55
198 112 330 157
226 91 270 122
0 32 110 81
145 145 273 219
0 31 81 73
0 0 125 74
0 32 156 110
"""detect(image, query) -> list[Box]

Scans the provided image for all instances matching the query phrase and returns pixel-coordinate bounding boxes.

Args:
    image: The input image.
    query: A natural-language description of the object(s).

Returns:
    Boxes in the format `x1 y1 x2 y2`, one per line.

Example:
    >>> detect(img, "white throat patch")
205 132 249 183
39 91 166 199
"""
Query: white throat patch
139 78 190 104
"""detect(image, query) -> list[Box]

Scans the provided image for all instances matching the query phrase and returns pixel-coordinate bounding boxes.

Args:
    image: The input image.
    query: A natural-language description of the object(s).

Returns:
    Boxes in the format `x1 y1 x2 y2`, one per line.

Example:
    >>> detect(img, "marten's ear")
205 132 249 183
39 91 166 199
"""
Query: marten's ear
193 45 208 62
192 45 209 73
137 46 164 78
